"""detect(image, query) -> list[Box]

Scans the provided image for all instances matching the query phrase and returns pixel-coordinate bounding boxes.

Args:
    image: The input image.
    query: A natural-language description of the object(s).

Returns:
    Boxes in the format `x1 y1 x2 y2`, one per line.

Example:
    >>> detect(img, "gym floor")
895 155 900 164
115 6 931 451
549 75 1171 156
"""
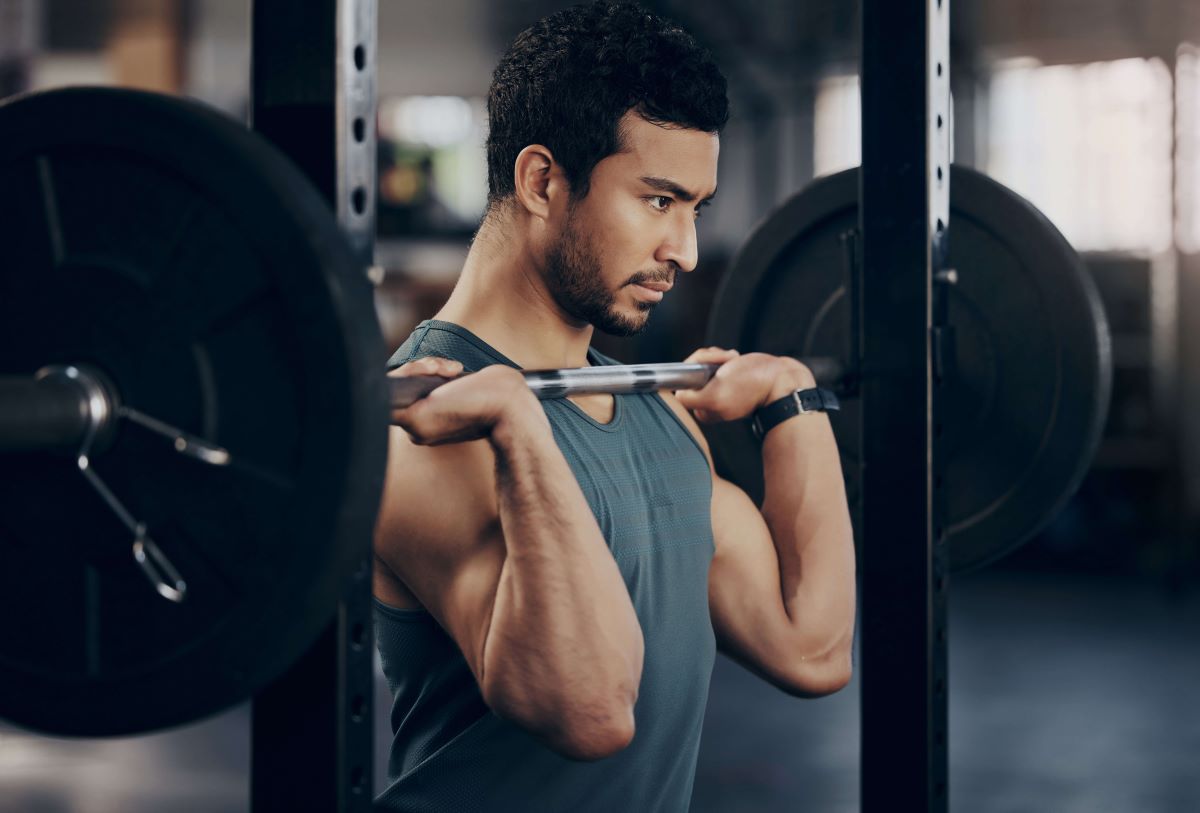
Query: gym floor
0 568 1196 812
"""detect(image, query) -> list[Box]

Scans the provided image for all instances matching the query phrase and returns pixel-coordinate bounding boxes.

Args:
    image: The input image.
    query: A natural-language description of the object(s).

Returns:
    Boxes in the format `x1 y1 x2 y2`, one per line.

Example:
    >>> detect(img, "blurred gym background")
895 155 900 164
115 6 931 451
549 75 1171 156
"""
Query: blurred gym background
1 0 1198 810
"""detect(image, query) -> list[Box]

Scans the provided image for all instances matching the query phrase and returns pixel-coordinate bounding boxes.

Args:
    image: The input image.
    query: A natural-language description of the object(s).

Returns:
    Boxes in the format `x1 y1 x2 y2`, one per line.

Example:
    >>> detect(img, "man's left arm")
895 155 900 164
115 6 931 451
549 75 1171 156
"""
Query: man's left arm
666 348 856 697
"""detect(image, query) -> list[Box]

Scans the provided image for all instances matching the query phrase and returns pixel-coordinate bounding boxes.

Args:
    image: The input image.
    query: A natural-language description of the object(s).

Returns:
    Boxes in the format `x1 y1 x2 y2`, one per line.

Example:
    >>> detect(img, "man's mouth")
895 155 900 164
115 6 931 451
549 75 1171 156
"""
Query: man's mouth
630 279 671 303
634 280 673 293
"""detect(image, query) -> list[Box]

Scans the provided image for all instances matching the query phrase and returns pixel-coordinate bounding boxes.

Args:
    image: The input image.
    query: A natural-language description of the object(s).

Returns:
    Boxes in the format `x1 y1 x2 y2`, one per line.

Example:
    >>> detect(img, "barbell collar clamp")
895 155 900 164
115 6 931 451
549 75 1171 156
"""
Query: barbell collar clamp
0 365 117 454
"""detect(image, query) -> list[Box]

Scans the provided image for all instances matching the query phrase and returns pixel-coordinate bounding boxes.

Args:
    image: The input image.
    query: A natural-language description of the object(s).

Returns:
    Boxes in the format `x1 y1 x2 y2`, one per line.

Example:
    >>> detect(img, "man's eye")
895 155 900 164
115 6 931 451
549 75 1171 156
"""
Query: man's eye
648 196 672 211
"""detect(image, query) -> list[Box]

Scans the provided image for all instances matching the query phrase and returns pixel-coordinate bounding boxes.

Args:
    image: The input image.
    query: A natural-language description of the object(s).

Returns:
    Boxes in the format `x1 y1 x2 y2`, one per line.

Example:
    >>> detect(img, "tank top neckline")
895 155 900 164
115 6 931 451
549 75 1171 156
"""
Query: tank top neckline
416 319 625 431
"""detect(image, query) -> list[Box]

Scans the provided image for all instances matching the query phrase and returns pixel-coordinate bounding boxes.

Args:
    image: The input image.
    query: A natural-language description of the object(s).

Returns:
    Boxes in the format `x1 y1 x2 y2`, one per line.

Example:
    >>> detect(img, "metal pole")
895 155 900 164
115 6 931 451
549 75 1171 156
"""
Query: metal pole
859 0 951 809
249 2 377 811
0 375 93 453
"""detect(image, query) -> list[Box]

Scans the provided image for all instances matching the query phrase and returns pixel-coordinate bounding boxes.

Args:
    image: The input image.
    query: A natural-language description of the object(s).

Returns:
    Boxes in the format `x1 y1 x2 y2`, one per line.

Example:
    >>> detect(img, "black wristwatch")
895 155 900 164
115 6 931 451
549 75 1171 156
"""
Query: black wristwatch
750 387 840 441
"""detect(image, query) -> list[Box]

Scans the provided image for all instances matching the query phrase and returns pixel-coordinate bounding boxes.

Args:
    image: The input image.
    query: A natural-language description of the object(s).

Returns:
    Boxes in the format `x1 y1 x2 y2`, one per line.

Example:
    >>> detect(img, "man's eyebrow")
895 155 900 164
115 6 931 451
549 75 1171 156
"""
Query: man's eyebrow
639 176 717 204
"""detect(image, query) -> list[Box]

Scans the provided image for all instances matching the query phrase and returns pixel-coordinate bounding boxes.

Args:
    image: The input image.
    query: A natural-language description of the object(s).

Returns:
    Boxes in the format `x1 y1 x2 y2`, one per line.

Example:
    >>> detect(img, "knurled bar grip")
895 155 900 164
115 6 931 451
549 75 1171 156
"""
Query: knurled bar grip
388 362 722 410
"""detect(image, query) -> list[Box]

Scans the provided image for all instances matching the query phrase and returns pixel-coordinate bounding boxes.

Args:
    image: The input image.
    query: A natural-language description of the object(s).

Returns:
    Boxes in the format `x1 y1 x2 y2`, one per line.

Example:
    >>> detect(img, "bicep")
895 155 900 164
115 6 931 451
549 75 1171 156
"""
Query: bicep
657 391 800 690
373 426 505 684
708 476 800 689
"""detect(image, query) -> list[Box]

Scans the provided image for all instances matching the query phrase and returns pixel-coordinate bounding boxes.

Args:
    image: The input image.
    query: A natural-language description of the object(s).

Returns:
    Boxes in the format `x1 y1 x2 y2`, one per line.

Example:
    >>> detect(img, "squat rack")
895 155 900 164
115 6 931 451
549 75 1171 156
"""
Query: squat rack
243 1 953 811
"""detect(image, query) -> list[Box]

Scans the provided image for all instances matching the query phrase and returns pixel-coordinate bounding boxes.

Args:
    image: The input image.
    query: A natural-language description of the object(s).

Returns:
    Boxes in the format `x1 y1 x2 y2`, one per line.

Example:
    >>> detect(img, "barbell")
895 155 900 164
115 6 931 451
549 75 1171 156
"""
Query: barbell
0 86 1109 737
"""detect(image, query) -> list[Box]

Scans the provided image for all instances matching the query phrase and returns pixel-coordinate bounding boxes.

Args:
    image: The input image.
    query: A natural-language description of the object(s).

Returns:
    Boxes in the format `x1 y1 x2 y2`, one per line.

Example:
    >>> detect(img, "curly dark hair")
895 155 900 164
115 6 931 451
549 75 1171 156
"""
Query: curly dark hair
485 2 729 209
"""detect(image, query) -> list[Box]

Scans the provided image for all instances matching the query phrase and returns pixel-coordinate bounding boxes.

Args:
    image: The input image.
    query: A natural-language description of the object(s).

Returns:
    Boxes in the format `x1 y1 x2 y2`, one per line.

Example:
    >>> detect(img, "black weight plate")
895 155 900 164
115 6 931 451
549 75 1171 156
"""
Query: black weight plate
707 166 1111 572
0 88 388 735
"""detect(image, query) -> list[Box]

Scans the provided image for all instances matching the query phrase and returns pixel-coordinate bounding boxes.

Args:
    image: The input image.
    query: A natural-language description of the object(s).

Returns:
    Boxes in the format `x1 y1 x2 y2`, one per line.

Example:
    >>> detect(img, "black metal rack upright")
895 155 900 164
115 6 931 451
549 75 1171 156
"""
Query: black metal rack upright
248 2 378 811
859 0 952 810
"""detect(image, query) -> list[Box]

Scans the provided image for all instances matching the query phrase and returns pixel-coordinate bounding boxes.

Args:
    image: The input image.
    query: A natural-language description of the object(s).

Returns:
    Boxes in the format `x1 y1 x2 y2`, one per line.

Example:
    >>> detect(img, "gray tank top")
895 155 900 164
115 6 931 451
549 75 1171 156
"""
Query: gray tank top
375 320 716 812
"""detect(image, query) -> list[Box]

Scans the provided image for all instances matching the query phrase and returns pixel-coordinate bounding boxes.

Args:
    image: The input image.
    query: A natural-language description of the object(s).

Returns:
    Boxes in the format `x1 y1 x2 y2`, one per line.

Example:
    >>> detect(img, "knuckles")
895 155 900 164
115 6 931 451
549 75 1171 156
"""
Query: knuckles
389 356 463 378
391 363 530 446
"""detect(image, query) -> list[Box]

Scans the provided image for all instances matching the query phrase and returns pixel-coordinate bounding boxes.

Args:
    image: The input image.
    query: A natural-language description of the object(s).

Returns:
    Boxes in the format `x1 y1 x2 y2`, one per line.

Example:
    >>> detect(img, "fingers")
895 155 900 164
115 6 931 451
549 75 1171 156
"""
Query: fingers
683 346 740 365
390 363 534 446
675 349 789 423
388 356 464 379
388 357 465 436
674 388 730 423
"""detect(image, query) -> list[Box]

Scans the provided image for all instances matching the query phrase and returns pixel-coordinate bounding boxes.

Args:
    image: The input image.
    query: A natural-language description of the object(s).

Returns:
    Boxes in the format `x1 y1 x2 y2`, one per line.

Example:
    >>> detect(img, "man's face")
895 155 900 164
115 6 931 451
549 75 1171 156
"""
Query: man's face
543 111 719 336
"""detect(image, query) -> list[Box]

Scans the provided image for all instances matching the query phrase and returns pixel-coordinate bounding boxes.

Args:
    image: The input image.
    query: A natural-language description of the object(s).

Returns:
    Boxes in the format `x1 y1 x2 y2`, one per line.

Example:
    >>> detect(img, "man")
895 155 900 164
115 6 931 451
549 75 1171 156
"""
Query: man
372 3 856 810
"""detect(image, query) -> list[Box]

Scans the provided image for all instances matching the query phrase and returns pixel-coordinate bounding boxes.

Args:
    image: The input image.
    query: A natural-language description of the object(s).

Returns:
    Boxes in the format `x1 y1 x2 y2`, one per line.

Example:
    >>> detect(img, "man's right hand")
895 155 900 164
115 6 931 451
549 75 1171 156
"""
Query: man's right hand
388 357 545 446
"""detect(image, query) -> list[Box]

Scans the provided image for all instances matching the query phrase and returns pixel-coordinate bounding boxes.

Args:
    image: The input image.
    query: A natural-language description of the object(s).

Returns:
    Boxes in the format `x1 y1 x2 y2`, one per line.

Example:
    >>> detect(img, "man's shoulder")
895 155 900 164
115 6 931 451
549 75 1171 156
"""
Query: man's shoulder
377 426 501 569
388 320 512 373
653 389 714 467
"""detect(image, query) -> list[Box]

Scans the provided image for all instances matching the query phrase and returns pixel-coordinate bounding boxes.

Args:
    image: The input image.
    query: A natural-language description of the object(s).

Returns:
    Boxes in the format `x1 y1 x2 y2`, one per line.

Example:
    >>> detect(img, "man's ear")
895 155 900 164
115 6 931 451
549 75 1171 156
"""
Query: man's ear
513 144 563 220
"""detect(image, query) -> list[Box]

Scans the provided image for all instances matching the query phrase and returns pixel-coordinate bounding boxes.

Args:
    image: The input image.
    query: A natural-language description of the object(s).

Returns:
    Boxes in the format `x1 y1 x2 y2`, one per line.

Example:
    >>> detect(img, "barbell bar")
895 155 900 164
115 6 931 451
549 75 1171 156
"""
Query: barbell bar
2 358 847 455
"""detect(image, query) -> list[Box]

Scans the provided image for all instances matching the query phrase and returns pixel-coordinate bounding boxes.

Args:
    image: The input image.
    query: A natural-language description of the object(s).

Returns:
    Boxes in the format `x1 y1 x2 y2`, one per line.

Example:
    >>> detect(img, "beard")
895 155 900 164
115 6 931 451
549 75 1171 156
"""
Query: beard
543 211 663 338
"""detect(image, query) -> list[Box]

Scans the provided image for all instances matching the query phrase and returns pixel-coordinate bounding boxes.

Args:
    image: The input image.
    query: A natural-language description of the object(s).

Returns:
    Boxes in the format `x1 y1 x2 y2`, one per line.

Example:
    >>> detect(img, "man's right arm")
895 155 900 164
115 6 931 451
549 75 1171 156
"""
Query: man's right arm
374 360 644 761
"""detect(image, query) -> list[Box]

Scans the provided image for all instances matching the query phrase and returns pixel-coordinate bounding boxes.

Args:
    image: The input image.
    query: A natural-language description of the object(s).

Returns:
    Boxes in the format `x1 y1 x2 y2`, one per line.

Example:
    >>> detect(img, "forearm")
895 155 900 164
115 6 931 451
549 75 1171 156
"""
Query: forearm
481 412 644 750
759 369 857 664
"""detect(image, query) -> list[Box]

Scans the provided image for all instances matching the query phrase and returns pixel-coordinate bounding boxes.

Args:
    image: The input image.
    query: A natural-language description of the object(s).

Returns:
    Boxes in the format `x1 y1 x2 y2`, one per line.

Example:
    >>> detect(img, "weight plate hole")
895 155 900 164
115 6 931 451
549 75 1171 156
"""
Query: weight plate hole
351 766 365 793
354 45 366 71
352 186 368 215
351 623 366 649
353 117 366 143
351 694 366 722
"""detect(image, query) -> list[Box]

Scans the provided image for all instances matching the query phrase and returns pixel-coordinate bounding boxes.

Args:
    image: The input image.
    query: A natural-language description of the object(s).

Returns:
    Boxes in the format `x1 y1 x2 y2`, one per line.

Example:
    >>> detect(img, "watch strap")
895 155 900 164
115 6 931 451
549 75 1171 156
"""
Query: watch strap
750 387 840 440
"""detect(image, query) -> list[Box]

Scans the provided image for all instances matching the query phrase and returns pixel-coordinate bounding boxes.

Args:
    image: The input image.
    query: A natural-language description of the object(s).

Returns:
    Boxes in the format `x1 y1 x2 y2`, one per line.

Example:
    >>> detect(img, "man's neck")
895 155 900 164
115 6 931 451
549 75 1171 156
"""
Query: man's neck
434 222 595 371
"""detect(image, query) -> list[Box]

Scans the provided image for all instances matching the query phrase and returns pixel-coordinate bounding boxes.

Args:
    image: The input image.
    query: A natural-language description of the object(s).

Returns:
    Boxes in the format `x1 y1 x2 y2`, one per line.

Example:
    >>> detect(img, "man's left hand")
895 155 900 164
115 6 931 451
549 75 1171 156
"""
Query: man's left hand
674 347 817 424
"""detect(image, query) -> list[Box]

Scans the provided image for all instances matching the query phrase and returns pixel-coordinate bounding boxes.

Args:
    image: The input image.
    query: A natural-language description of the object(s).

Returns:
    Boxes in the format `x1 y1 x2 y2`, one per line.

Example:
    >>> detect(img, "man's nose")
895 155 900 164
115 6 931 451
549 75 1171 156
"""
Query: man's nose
656 216 699 273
